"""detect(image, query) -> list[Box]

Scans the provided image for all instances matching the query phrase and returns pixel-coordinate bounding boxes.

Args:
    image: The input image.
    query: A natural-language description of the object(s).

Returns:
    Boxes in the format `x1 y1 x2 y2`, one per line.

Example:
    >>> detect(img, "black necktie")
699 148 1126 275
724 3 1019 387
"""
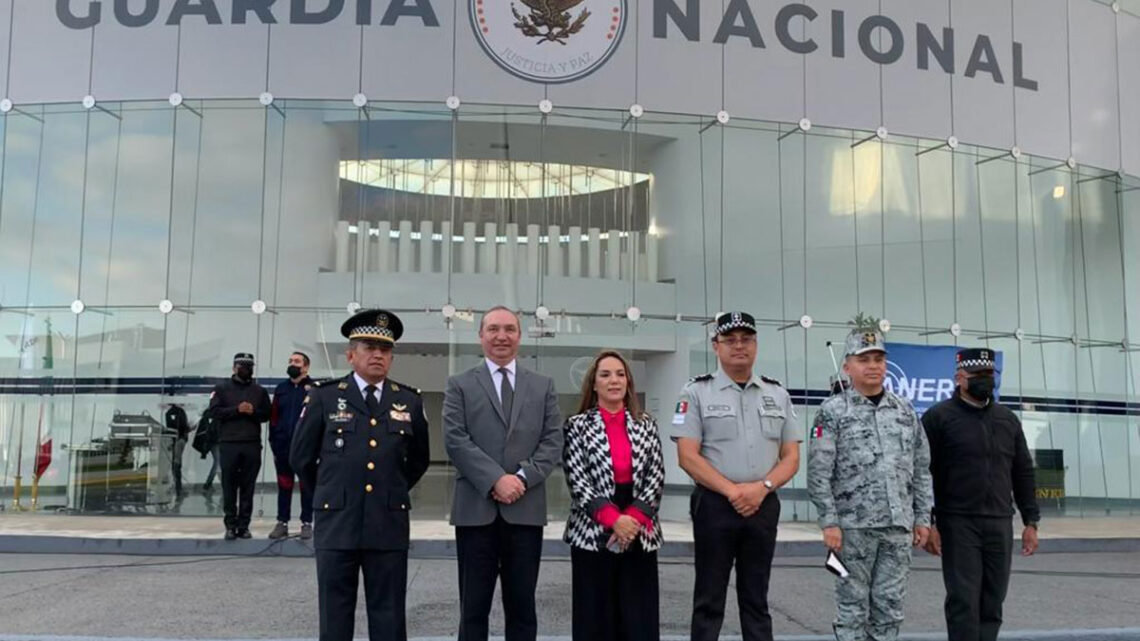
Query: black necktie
498 368 514 422
364 384 381 417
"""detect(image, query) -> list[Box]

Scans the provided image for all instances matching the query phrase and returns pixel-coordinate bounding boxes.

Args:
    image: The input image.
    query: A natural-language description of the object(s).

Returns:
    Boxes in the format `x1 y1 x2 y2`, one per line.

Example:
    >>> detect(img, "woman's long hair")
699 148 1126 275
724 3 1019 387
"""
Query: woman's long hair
574 350 643 419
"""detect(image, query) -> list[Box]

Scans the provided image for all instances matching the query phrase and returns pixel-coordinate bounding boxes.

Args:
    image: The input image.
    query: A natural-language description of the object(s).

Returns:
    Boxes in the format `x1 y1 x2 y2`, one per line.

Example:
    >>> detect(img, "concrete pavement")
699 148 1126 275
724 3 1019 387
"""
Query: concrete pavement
0 551 1137 640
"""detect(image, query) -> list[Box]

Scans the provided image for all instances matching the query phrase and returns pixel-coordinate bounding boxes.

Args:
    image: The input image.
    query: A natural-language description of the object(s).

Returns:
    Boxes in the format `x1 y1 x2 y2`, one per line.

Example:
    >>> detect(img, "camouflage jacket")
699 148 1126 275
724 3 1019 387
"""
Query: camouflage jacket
807 388 933 530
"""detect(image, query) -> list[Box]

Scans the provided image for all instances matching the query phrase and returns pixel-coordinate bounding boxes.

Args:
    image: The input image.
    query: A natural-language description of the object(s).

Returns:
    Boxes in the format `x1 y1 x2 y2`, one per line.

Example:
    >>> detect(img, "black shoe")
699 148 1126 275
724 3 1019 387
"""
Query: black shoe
238 528 252 539
224 529 237 541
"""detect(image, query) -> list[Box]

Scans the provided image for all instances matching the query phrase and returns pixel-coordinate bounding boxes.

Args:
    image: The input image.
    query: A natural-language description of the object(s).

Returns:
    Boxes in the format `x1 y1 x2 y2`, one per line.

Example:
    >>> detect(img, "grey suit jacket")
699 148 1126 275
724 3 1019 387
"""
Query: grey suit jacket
444 363 563 527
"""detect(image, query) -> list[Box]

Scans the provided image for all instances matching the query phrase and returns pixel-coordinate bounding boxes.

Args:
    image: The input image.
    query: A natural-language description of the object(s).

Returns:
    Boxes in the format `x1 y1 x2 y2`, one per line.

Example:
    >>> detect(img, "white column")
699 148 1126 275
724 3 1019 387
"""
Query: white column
482 222 498 274
546 225 562 277
374 221 391 274
505 223 520 277
646 232 659 282
356 221 372 272
526 224 540 277
419 220 435 273
587 228 601 278
440 221 453 275
567 226 582 277
629 231 641 282
462 222 477 274
398 220 414 272
335 221 351 272
606 229 621 280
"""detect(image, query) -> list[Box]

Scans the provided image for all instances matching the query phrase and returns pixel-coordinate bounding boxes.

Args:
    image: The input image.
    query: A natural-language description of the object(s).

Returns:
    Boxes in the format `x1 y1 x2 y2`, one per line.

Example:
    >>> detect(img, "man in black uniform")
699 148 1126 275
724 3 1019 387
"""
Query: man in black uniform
208 353 272 540
922 348 1040 641
290 309 430 641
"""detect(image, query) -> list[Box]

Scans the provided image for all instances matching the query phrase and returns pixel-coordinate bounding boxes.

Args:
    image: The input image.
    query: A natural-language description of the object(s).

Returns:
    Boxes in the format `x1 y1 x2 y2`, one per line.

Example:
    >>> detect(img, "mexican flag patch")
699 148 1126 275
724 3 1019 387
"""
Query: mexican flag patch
811 424 824 439
675 401 689 414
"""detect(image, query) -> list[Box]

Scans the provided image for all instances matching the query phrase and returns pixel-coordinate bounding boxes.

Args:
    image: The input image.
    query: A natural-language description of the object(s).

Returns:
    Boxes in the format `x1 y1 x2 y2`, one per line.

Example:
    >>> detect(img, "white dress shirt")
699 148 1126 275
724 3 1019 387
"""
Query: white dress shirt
354 372 384 404
484 358 516 403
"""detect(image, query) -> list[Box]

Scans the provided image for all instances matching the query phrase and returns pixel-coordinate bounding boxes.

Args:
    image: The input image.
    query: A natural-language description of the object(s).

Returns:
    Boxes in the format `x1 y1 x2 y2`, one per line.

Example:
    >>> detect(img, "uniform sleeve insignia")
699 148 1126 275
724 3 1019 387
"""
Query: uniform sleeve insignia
690 373 713 383
811 423 824 439
761 375 783 387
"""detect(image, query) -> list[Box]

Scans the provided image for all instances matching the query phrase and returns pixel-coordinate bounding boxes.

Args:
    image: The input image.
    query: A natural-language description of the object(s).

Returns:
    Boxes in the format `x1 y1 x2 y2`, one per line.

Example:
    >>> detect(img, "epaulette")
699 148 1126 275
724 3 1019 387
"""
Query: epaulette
761 375 783 387
389 380 422 395
689 373 714 383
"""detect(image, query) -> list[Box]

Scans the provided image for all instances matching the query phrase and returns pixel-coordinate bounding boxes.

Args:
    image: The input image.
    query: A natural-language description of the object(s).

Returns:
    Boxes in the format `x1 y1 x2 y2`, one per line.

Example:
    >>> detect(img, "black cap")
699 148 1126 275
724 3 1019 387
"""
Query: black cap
956 348 998 373
341 309 403 344
233 352 255 365
714 311 757 335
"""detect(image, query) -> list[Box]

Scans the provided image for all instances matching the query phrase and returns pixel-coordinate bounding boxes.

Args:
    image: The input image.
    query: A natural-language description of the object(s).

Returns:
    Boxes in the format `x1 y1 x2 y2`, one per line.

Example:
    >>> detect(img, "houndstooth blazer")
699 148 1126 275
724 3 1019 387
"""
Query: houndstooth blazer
562 408 665 552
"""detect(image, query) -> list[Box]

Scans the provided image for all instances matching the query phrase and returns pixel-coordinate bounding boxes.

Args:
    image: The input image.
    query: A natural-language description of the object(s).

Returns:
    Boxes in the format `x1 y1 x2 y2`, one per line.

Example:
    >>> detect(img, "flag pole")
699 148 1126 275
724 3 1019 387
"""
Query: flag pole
12 405 25 511
30 402 44 510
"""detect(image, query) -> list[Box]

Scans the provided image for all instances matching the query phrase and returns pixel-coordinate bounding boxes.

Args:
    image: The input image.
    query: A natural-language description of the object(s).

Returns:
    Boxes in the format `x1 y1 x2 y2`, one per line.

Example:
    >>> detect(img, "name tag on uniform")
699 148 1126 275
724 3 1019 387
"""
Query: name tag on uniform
328 411 353 423
707 404 732 412
389 409 411 422
763 396 779 410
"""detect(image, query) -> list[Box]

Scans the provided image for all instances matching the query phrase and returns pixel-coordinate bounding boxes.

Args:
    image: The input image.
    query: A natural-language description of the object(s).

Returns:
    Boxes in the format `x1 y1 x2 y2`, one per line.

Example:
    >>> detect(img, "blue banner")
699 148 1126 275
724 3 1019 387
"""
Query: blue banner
883 343 1003 414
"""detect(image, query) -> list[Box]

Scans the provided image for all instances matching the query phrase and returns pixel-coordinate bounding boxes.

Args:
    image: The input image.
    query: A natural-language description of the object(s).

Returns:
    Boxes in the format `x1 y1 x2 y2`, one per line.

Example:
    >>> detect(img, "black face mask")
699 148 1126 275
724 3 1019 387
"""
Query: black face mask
286 365 302 380
235 365 253 381
966 375 996 401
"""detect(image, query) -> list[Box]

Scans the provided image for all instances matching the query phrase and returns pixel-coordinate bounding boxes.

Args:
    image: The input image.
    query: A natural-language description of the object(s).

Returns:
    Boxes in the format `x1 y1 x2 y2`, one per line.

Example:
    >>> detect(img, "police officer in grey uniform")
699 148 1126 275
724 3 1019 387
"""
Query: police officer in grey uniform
671 311 802 641
290 309 430 641
807 328 933 641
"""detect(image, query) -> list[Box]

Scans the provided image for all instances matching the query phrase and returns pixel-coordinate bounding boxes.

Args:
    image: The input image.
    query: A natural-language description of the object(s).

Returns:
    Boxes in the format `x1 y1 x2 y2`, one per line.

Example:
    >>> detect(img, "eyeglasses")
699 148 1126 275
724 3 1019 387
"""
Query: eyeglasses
717 336 757 347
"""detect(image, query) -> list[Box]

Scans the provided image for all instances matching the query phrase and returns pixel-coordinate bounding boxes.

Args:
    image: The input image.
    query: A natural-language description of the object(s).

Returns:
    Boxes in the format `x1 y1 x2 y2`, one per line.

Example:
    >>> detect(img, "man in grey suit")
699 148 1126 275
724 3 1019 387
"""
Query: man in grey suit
444 306 564 641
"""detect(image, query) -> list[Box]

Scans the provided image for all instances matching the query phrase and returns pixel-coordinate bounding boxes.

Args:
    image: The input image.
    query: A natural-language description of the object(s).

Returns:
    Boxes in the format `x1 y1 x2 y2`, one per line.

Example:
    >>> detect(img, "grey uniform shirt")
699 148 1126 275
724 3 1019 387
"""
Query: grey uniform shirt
670 369 802 483
807 388 934 530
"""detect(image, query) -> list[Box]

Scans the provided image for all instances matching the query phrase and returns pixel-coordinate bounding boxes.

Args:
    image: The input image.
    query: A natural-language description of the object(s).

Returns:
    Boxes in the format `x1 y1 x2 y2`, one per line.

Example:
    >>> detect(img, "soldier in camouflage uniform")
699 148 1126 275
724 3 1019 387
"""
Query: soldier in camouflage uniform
807 328 934 641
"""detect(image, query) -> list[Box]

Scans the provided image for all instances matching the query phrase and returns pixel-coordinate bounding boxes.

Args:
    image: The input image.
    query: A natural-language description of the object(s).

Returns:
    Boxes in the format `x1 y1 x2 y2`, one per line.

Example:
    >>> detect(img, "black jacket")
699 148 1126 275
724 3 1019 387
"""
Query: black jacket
207 376 272 443
922 392 1040 525
165 405 190 441
290 373 430 551
270 376 314 456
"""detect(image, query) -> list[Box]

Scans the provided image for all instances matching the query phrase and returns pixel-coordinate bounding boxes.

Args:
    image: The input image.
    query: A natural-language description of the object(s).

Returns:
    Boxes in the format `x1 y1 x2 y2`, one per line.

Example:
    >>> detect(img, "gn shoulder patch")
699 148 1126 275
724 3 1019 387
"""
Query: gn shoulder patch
761 375 783 387
690 373 714 383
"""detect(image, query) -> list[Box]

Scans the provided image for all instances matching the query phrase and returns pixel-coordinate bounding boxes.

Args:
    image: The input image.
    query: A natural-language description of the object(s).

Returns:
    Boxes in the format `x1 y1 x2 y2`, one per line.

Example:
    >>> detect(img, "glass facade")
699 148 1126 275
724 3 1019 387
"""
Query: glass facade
0 98 1137 522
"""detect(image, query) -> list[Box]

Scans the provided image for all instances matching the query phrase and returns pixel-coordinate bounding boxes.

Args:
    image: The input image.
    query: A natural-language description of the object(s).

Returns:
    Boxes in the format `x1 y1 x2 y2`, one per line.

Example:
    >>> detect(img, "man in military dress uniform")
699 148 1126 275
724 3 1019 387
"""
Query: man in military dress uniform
671 311 802 641
808 327 933 641
290 309 430 641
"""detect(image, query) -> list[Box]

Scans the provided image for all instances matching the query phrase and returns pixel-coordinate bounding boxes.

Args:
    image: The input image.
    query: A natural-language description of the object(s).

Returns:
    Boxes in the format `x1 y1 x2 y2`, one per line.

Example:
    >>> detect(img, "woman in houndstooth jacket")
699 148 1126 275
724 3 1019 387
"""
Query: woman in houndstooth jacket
563 350 665 641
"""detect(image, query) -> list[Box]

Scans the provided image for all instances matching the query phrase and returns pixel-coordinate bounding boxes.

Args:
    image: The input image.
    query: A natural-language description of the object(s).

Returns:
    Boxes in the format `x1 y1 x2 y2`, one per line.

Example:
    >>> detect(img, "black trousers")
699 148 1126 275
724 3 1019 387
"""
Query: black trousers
939 515 1014 641
691 488 780 641
219 441 261 531
273 452 314 524
455 516 544 641
316 548 408 641
571 545 659 641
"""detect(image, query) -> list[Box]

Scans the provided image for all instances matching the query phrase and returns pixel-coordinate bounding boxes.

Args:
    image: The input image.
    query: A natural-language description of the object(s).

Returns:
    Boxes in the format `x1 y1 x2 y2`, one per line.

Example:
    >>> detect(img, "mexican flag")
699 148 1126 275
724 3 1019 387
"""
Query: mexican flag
33 318 53 479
